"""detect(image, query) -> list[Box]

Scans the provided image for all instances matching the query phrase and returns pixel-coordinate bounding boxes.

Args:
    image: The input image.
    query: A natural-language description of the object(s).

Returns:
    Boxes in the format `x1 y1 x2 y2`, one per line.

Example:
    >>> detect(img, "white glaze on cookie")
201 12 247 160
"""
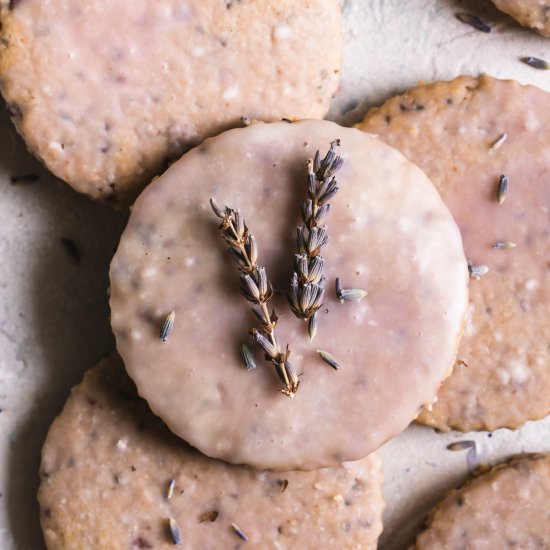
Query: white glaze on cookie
109 120 468 470
359 76 550 432
0 0 342 205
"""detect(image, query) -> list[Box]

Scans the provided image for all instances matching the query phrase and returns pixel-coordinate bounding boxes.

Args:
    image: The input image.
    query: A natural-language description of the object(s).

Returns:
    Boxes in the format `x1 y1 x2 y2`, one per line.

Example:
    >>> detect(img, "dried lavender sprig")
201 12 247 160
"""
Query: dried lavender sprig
288 140 343 339
210 198 299 397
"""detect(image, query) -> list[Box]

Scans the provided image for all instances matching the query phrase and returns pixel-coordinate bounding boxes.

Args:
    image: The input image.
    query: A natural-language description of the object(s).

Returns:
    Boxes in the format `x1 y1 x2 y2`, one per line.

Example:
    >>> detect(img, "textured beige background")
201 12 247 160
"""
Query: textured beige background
1 0 549 548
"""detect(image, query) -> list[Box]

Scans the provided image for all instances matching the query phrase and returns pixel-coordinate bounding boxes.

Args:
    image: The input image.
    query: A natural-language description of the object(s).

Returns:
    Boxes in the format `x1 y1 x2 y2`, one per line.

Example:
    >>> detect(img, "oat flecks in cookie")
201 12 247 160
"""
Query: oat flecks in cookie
0 0 343 206
415 454 550 549
37 354 385 549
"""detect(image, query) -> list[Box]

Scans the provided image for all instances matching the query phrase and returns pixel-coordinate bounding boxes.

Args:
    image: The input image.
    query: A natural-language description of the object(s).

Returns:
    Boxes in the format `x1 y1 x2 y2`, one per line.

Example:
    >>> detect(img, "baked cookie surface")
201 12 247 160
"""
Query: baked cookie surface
109 119 468 470
414 454 550 549
359 76 550 432
0 0 342 206
491 0 550 36
38 354 385 550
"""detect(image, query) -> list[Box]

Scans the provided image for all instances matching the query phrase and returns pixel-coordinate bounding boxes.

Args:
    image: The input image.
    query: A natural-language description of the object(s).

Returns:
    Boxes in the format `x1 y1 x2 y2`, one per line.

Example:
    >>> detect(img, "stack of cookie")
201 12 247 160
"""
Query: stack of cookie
37 117 471 547
1 0 549 548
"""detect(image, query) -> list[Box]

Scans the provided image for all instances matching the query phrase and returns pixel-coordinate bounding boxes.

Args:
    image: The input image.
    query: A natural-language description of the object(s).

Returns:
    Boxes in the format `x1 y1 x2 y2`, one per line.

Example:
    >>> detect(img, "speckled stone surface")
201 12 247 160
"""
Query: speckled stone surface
2 1 550 549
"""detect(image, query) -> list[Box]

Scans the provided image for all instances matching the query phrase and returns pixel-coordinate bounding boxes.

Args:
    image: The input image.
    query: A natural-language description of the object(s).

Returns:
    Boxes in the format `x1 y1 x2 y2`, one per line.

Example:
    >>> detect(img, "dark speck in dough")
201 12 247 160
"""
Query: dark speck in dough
133 537 153 549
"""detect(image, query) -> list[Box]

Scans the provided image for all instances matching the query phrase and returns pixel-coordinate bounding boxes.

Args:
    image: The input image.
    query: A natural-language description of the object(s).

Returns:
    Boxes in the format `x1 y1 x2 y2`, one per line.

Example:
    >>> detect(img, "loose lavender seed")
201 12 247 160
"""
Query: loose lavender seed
167 479 175 500
447 440 475 451
490 133 507 150
160 311 176 342
317 350 341 370
339 288 368 302
520 56 549 70
492 241 516 250
335 278 368 302
231 523 248 541
468 264 489 278
455 12 491 33
497 175 508 204
168 518 182 545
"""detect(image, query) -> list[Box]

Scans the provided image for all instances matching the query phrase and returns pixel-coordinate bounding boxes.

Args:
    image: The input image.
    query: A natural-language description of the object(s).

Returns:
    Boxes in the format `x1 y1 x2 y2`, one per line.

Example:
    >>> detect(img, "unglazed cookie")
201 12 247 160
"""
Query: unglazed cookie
358 76 550 432
0 0 342 206
414 454 550 549
109 119 468 470
38 354 385 550
492 0 550 36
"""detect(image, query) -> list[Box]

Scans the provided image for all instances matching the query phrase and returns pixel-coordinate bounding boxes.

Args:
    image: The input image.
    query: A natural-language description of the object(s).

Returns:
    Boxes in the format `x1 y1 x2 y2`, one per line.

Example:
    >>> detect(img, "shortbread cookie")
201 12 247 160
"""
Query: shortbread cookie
492 0 550 36
38 354 385 550
0 0 342 205
414 454 550 549
109 119 468 470
359 76 550 432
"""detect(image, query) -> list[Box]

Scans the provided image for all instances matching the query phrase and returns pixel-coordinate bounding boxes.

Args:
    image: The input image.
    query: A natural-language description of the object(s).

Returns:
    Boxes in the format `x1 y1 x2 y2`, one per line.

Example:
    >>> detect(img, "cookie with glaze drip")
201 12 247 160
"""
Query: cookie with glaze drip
359 75 550 432
0 0 342 206
109 119 468 470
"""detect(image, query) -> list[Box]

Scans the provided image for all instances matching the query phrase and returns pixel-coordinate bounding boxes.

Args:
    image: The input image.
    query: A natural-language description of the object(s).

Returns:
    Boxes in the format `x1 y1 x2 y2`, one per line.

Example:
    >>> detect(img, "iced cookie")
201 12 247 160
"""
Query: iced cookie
492 0 550 36
358 76 550 432
109 119 468 470
38 354 385 550
0 0 342 206
414 454 550 549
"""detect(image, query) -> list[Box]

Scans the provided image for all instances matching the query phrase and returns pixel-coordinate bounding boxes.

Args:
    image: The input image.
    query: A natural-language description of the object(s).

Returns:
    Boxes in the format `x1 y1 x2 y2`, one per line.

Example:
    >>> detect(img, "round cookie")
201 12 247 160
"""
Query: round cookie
491 0 550 37
358 76 550 432
0 1 342 206
109 119 468 470
414 454 550 549
38 354 385 550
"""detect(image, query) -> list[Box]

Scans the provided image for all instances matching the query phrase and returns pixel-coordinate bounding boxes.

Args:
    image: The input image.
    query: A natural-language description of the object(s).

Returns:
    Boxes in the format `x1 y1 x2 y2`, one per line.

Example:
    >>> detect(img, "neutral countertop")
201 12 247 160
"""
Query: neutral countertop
1 1 549 548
